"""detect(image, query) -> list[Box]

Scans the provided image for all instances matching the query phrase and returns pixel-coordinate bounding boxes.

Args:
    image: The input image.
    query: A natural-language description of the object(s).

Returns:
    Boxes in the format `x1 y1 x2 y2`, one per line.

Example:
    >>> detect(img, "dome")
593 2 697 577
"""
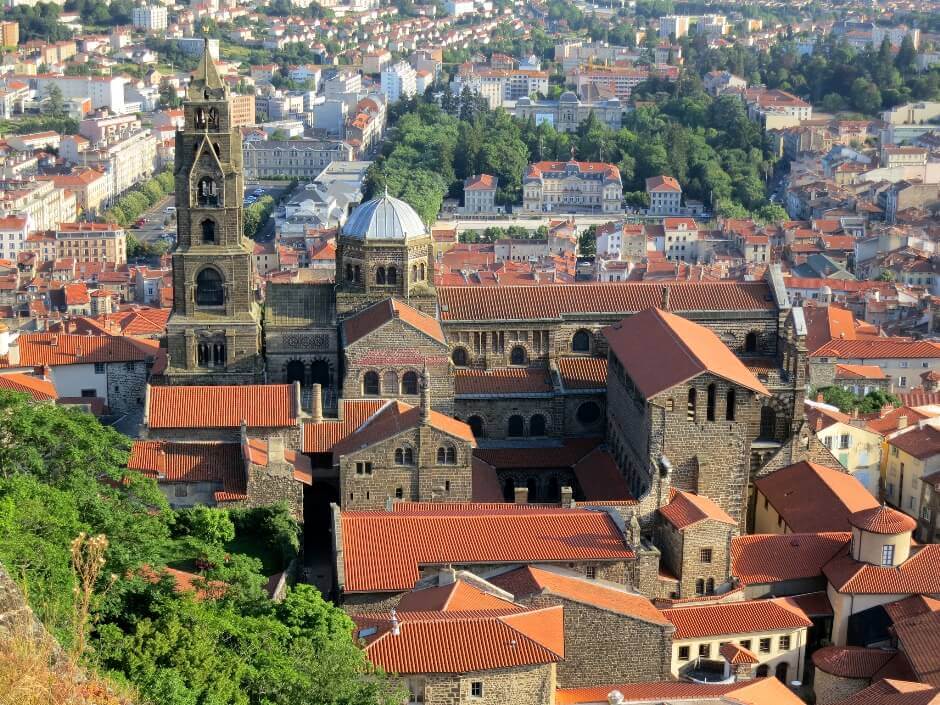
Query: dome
342 193 427 241
849 505 916 535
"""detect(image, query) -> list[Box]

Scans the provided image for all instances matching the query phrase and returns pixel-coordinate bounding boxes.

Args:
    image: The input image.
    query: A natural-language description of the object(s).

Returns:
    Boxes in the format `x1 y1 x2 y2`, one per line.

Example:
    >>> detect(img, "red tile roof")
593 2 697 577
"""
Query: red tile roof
0 333 155 367
885 595 940 625
890 425 940 461
646 175 681 192
556 678 803 705
454 367 552 395
604 307 769 398
731 532 851 585
464 173 496 190
662 598 812 640
474 437 604 470
353 605 564 674
147 384 297 429
828 680 938 705
557 356 607 390
660 489 736 530
835 363 887 380
396 579 519 613
815 339 940 360
812 646 899 678
302 399 387 453
343 298 444 345
437 281 776 322
755 461 878 533
332 400 473 457
489 565 670 625
339 506 635 593
824 545 940 594
891 610 940 687
128 440 247 501
720 641 759 665
849 505 917 534
471 456 504 503
0 371 56 401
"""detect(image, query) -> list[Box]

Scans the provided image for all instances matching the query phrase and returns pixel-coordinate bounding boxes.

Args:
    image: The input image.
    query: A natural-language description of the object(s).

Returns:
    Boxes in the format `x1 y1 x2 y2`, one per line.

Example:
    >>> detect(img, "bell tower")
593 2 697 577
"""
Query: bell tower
164 39 263 385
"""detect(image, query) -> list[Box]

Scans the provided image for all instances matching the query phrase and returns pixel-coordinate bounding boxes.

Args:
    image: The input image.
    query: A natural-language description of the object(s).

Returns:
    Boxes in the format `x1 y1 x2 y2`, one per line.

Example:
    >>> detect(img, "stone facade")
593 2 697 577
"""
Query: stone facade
513 592 673 687
164 44 263 385
813 669 870 705
406 664 555 705
104 360 149 415
656 517 736 600
338 424 473 510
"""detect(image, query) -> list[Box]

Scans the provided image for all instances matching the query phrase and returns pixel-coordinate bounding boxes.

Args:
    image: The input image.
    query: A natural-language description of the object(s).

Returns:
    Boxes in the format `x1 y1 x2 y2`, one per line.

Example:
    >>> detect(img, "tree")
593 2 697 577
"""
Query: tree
895 35 917 74
175 506 236 547
820 386 859 413
578 225 597 256
45 84 66 118
857 390 900 414
850 78 882 115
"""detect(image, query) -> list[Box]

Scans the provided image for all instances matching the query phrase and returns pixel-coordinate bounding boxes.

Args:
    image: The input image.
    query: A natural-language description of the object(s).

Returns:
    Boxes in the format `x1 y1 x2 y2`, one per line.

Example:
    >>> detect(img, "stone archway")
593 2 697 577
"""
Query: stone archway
286 359 306 385
310 359 331 387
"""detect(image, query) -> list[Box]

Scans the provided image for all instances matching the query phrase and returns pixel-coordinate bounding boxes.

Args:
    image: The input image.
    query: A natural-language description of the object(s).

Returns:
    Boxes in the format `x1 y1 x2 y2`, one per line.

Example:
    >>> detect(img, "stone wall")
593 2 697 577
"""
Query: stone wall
105 360 148 415
417 663 555 705
657 518 735 599
814 670 870 705
516 593 673 687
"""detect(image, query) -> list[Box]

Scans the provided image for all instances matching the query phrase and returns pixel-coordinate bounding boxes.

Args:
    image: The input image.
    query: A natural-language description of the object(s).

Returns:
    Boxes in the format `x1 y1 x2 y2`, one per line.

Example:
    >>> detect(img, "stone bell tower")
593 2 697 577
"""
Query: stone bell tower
164 39 263 385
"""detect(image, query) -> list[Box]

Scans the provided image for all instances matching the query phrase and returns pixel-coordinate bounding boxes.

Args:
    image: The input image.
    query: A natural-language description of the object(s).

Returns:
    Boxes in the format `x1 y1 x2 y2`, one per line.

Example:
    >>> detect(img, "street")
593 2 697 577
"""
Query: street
436 213 630 234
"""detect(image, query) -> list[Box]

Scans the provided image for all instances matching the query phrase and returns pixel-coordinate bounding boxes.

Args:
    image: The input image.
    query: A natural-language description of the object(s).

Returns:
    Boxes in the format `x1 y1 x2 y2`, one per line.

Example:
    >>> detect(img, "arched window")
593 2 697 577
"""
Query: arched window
577 402 601 425
436 447 446 464
706 383 716 421
451 348 468 367
775 662 789 682
375 266 386 284
687 388 696 422
194 107 206 128
201 218 216 244
507 415 525 437
446 447 456 464
572 330 591 352
726 389 736 421
354 265 361 282
387 267 397 285
530 414 547 436
695 579 705 595
509 346 527 365
196 176 219 206
468 415 484 438
394 448 404 465
760 406 777 440
745 331 758 353
403 448 414 464
207 107 219 129
756 665 769 678
418 262 426 280
212 342 225 367
195 268 224 306
705 578 715 595
197 342 210 367
346 263 354 281
383 370 398 395
411 264 418 282
362 371 379 396
401 371 418 395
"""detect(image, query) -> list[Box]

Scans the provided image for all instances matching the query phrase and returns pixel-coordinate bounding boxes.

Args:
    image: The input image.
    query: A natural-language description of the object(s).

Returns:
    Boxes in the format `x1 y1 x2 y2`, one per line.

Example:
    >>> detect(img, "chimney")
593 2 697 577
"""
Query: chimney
311 383 323 423
514 486 528 504
816 392 824 402
607 692 625 705
49 334 58 347
268 436 285 464
661 285 670 310
293 380 302 418
390 609 400 636
239 419 248 444
898 415 909 430
815 414 823 432
560 485 574 508
439 565 456 585
420 366 431 423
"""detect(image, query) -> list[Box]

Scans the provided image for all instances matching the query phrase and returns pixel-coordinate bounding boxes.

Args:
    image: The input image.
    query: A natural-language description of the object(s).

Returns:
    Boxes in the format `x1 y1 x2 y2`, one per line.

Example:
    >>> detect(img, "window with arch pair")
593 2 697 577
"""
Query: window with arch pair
394 447 414 465
694 578 715 596
345 264 362 283
410 262 426 281
436 446 457 464
196 341 226 367
362 370 418 396
507 414 546 437
375 266 398 285
703 384 737 422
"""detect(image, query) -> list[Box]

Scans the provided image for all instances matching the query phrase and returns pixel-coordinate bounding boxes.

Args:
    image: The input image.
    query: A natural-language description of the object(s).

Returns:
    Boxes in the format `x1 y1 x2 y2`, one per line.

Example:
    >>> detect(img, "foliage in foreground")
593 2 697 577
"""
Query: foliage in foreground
0 390 405 705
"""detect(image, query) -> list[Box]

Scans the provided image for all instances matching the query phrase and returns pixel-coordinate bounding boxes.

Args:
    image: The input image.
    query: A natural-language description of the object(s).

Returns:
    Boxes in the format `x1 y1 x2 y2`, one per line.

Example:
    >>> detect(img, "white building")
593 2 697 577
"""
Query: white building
132 4 168 32
445 0 474 15
380 61 417 104
659 15 690 39
646 175 683 216
35 76 127 114
0 215 29 262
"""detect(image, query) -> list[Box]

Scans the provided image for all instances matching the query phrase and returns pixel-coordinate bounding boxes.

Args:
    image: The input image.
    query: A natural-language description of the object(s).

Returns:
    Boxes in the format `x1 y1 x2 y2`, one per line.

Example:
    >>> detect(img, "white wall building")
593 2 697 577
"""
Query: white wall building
380 61 417 104
132 4 168 32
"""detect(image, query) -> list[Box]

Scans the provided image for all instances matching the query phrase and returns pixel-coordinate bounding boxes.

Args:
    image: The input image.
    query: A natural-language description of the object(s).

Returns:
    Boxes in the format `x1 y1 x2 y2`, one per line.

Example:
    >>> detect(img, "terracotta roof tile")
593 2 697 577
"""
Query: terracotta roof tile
128 440 246 500
343 298 444 345
332 400 473 457
662 597 812 640
660 489 736 530
0 372 56 401
890 425 940 461
1 333 155 367
454 367 552 395
849 505 917 534
471 456 504 503
339 507 635 593
437 281 776 322
604 307 769 398
720 641 759 664
147 384 297 429
755 461 878 533
813 646 899 678
891 610 940 687
474 437 603 470
302 399 387 453
835 363 887 380
824 545 940 594
353 605 564 674
558 356 607 390
572 446 635 503
731 532 850 585
489 565 670 625
885 595 940 625
816 339 940 360
788 591 833 617
828 679 938 705
396 579 520 613
556 678 805 705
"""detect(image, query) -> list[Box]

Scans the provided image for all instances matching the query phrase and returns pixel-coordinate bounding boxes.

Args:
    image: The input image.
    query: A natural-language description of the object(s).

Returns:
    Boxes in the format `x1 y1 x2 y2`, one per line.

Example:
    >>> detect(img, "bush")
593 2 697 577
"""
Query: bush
229 504 300 566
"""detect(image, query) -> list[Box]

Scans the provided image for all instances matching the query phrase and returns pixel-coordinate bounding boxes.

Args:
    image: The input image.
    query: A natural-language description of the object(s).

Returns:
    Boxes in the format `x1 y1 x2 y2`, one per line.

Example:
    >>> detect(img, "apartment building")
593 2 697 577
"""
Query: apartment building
60 129 157 202
646 175 683 216
0 178 75 232
569 65 650 101
54 222 127 265
0 215 29 262
522 160 623 213
380 61 417 104
34 75 127 114
132 4 168 32
37 168 109 217
514 92 623 132
242 139 354 180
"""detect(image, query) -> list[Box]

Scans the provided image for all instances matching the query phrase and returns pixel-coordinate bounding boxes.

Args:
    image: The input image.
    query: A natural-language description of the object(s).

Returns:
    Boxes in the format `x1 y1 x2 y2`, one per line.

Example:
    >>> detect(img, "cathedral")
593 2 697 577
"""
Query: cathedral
156 42 829 558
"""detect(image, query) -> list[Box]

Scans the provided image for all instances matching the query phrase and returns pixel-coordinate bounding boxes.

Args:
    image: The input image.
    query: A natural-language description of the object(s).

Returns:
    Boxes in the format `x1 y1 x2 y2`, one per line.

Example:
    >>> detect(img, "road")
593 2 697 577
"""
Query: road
437 213 632 234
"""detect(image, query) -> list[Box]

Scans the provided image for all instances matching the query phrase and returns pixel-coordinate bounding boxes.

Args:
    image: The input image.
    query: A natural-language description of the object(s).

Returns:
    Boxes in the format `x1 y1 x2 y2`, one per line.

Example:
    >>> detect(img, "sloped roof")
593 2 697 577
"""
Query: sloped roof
128 440 247 501
147 384 297 429
353 605 564 674
755 461 878 533
0 333 156 367
302 399 387 453
557 356 607 390
835 363 886 380
660 489 736 530
892 610 940 687
720 641 759 665
342 193 427 240
812 646 899 679
663 598 812 640
343 298 444 345
603 307 769 398
454 367 552 395
890 425 940 461
825 545 940 594
849 505 917 534
556 678 804 705
489 565 670 626
731 532 851 585
396 579 519 613
332 400 473 457
0 372 56 401
339 506 635 593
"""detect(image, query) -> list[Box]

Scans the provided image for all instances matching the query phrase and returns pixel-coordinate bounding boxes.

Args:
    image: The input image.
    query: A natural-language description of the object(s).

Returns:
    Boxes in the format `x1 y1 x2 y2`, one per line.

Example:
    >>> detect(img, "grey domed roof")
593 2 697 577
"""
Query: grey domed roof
342 193 427 240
